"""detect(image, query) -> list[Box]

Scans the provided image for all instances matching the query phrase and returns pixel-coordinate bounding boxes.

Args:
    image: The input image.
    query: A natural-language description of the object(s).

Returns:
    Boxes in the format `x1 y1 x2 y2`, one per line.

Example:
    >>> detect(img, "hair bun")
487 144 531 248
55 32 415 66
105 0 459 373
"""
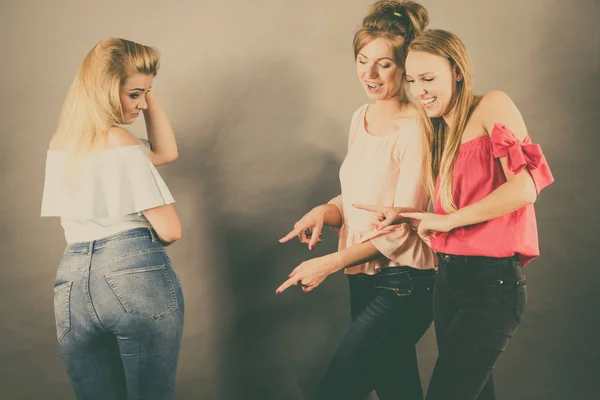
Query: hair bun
361 1 429 41
395 1 429 38
354 1 430 68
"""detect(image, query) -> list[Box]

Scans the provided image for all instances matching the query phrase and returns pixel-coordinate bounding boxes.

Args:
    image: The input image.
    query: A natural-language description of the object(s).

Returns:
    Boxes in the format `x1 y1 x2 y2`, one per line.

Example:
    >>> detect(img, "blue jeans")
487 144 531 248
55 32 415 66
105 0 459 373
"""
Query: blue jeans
426 254 527 400
53 228 185 400
315 266 436 400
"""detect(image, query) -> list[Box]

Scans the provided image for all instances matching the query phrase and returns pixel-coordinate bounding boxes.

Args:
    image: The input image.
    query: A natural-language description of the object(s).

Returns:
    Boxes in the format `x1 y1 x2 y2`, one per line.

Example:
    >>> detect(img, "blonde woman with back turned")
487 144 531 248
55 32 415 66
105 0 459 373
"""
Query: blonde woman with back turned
41 38 184 400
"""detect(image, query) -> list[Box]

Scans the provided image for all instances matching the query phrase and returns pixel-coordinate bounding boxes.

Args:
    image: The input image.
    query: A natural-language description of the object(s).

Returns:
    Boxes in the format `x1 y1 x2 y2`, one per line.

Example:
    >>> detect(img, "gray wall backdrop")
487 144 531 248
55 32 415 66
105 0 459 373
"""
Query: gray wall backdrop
1 0 598 399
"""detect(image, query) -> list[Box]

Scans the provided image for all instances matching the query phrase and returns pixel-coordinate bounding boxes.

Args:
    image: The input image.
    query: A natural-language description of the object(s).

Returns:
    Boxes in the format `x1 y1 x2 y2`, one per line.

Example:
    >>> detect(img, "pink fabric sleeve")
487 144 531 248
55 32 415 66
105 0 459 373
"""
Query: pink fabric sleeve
362 134 431 266
490 123 554 193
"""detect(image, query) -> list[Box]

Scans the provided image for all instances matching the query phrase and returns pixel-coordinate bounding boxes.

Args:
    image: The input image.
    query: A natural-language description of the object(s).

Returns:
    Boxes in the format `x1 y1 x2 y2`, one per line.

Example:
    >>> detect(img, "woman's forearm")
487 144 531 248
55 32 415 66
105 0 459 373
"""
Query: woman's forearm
317 204 343 228
144 92 178 165
329 241 382 274
448 172 537 229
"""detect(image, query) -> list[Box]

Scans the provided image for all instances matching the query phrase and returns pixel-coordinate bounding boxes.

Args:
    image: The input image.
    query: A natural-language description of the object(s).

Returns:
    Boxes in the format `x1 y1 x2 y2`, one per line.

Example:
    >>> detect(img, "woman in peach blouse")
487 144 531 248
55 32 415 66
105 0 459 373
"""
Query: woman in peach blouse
277 2 436 399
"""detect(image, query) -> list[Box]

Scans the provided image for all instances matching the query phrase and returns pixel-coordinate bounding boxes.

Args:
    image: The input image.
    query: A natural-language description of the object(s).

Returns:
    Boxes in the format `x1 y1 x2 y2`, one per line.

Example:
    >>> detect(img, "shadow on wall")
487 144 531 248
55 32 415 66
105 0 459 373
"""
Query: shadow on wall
486 3 600 400
170 56 352 400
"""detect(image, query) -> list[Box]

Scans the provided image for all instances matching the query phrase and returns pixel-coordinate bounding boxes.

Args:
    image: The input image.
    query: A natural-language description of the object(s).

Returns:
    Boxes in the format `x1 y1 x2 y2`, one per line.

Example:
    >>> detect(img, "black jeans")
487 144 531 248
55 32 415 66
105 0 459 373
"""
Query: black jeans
315 266 436 400
426 254 527 400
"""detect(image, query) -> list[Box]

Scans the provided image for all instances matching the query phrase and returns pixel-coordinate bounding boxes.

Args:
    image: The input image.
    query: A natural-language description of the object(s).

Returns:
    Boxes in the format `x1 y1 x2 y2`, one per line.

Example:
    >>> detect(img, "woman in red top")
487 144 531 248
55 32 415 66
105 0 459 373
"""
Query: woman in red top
357 30 554 399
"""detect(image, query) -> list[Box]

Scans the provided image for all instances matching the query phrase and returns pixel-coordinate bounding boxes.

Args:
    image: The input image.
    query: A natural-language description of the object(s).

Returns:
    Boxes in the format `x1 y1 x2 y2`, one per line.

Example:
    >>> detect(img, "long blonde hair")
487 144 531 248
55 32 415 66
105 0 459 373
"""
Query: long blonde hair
53 38 159 165
353 0 429 103
407 30 475 213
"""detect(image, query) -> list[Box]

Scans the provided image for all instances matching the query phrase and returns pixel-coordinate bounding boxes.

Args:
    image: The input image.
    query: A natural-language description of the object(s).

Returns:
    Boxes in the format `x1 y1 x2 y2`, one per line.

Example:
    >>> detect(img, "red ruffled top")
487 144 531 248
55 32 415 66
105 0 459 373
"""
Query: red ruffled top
430 123 554 266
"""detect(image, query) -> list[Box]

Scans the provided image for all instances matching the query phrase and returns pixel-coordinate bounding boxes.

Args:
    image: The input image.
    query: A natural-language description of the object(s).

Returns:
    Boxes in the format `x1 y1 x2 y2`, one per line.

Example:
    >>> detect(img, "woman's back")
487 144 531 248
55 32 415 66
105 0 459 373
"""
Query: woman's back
42 128 174 243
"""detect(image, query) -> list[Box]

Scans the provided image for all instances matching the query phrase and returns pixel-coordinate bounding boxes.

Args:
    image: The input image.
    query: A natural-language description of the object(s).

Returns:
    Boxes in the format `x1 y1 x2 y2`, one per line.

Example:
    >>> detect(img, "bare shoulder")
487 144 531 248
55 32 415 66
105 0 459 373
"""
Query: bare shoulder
105 127 140 149
478 90 529 140
478 90 517 117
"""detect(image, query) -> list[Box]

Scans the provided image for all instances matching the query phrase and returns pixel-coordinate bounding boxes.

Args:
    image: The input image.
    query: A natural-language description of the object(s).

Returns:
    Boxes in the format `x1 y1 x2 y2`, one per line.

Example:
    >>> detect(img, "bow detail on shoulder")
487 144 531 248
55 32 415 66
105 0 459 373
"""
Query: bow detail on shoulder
491 124 546 174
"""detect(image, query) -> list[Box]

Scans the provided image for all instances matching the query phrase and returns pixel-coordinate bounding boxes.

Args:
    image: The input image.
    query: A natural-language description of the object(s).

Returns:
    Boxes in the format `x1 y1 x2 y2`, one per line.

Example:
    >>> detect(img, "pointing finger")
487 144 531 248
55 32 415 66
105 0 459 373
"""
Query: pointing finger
353 203 380 212
279 227 302 243
276 276 298 294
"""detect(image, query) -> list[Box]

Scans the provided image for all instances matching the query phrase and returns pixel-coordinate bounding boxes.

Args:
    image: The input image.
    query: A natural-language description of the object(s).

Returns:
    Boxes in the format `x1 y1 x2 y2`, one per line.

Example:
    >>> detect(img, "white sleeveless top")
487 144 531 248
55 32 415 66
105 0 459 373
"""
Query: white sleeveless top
41 141 175 243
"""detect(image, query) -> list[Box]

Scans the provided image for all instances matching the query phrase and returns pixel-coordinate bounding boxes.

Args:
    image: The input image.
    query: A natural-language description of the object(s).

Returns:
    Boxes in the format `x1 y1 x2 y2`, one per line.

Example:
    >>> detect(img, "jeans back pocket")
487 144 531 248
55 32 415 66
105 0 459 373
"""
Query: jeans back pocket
105 265 179 320
54 281 73 343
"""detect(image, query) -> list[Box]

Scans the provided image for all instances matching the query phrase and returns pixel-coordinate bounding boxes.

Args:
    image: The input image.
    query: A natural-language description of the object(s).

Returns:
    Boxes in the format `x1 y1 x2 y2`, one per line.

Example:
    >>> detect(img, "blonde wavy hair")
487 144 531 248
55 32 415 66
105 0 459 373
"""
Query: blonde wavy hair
407 30 475 213
53 38 159 164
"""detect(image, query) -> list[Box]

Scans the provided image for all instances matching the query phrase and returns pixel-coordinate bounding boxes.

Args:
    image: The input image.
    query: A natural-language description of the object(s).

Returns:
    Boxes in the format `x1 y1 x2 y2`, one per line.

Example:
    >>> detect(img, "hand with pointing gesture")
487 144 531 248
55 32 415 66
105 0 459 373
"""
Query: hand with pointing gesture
279 206 327 250
398 212 457 247
352 203 423 230
275 253 343 295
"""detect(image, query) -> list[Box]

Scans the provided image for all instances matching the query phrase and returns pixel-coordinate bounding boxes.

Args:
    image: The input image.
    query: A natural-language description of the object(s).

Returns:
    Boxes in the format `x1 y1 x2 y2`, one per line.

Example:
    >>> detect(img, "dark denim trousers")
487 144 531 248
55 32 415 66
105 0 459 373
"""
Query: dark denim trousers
426 254 527 400
53 228 185 400
315 266 436 400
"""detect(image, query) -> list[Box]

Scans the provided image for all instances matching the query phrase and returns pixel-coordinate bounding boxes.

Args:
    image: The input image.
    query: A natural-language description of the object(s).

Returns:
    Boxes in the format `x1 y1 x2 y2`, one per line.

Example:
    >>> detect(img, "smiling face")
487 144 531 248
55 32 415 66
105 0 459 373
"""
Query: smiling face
356 37 405 101
118 72 154 124
405 50 461 119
